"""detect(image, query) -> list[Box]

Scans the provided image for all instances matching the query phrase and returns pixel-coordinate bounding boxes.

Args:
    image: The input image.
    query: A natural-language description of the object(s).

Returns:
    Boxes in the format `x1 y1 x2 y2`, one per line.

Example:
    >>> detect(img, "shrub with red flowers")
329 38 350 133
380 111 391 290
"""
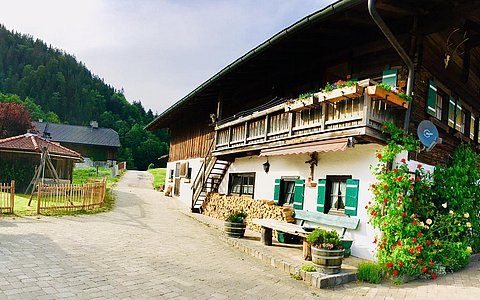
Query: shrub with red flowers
368 123 472 280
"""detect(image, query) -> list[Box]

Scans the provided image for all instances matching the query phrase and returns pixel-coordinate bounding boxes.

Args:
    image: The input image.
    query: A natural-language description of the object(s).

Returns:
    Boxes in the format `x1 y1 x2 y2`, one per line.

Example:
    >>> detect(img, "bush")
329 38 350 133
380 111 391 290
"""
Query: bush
300 265 316 272
357 262 383 284
226 211 247 223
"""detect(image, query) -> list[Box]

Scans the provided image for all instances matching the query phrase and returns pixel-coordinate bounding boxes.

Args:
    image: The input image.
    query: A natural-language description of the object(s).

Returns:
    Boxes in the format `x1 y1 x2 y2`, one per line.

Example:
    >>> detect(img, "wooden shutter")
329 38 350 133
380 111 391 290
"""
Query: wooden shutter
293 179 305 210
316 179 327 213
273 179 281 205
448 96 456 128
345 179 359 216
382 69 398 87
426 80 437 117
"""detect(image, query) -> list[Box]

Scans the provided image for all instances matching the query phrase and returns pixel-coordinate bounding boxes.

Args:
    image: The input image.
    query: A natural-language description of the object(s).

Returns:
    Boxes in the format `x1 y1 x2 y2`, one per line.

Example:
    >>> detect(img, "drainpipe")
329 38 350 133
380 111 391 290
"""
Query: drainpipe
368 0 414 132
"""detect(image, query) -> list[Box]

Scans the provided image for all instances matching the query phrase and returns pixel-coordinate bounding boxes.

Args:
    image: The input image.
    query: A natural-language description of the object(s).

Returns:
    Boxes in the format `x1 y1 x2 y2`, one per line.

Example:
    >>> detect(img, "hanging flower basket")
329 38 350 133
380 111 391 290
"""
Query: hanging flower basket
366 85 410 109
285 94 319 112
317 84 364 103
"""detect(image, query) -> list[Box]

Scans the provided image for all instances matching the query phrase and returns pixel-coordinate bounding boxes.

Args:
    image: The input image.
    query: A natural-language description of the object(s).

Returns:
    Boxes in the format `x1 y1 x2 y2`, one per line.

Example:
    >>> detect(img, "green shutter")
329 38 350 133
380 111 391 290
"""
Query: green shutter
448 96 456 128
345 179 359 216
317 179 327 213
293 179 305 210
273 179 281 205
426 80 437 117
382 69 398 88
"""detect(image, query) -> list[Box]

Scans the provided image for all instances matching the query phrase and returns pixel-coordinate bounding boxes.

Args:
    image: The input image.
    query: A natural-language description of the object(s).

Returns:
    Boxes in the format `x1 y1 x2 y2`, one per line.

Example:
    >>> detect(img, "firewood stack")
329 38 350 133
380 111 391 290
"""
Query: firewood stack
201 193 295 232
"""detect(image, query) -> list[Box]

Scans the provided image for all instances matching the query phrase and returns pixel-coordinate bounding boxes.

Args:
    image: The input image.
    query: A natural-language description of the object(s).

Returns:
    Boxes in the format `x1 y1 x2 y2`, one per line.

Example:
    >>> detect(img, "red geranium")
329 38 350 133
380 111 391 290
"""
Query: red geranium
418 232 423 237
432 274 437 279
386 262 394 268
412 238 417 243
412 220 417 225
392 269 398 276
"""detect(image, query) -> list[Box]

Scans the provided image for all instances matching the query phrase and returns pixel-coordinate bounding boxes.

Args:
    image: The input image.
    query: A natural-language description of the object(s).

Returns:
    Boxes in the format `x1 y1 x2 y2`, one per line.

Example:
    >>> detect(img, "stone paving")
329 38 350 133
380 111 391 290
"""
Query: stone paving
0 171 479 299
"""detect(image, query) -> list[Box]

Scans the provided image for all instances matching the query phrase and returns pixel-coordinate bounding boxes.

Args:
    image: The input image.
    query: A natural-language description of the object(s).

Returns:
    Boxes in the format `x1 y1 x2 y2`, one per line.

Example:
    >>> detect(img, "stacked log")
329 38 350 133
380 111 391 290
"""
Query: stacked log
202 193 294 232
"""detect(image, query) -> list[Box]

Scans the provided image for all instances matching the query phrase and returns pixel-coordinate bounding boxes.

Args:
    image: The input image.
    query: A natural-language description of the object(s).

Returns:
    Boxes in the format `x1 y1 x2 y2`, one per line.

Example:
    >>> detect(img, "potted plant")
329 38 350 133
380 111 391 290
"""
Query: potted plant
224 210 247 238
284 92 319 112
366 83 411 109
317 80 363 103
307 228 344 274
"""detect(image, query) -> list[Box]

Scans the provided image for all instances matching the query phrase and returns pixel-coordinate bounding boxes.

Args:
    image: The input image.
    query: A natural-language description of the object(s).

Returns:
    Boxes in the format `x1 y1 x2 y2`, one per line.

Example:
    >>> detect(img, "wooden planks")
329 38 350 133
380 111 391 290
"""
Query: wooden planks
36 178 107 214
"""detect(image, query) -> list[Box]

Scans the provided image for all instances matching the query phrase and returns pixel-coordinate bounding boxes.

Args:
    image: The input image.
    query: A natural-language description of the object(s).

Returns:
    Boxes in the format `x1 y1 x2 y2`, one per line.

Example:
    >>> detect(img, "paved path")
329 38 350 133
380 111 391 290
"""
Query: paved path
0 171 319 299
1 171 480 299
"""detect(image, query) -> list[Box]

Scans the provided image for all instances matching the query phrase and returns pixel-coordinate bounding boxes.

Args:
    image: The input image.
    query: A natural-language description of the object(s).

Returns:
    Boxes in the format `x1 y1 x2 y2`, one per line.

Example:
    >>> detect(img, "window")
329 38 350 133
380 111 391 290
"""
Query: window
277 177 299 206
174 162 180 177
435 93 443 120
169 169 174 182
317 176 358 216
229 173 255 196
325 176 351 214
448 96 466 134
470 115 476 140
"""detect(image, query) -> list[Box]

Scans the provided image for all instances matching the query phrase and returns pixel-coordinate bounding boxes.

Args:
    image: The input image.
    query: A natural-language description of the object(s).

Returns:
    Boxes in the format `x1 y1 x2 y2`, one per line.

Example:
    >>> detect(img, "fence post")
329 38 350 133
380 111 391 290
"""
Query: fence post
10 180 15 213
36 183 42 214
82 183 87 209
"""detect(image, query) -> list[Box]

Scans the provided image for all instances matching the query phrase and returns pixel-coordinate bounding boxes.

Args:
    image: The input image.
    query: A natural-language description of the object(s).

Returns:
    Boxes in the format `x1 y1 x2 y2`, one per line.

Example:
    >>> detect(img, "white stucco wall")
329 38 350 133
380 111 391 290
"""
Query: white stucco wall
218 144 382 260
165 158 203 208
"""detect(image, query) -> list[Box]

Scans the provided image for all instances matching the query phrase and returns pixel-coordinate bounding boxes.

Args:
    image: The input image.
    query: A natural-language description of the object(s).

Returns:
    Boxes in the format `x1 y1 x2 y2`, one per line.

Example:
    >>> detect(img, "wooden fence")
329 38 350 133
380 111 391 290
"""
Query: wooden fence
36 178 107 213
0 180 15 214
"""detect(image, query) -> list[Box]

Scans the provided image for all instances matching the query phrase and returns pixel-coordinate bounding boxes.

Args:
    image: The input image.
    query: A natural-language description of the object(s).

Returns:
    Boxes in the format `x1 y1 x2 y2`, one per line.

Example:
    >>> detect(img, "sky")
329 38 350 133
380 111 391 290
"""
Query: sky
0 0 335 114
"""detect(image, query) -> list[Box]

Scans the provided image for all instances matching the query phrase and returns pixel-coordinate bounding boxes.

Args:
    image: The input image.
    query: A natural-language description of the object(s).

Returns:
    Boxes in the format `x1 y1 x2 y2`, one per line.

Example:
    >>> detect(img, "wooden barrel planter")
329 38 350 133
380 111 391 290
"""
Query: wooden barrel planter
224 221 246 238
311 246 344 274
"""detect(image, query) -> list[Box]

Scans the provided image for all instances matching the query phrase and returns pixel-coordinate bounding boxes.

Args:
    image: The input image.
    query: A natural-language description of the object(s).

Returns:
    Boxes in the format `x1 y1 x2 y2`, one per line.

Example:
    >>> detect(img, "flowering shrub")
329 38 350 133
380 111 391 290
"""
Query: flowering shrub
306 228 342 250
368 123 472 280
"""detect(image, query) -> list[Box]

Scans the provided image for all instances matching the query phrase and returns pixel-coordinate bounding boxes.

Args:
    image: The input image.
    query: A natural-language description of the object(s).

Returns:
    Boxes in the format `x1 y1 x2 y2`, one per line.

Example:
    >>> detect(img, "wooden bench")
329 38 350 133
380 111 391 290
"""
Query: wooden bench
252 210 360 260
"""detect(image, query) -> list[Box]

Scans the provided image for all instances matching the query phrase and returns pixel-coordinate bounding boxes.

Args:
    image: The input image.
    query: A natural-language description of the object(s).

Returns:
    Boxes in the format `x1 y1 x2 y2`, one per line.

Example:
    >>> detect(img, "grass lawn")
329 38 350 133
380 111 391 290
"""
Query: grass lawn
3 167 122 217
148 168 166 190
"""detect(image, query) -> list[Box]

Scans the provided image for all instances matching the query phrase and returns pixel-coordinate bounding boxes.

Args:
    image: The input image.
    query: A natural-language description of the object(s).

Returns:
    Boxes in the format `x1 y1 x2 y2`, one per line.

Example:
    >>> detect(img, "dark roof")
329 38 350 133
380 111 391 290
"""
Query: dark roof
0 133 82 160
145 0 480 131
33 122 121 148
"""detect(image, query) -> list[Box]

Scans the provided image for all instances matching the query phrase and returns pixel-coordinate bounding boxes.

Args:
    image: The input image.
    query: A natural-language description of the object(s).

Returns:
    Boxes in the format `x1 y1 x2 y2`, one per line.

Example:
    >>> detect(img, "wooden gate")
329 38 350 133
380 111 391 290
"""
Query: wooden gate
0 180 15 214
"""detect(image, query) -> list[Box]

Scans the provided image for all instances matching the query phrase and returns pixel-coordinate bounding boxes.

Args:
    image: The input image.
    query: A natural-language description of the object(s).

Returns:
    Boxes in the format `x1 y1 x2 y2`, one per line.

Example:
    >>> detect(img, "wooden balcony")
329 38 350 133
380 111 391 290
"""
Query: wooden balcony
213 80 406 156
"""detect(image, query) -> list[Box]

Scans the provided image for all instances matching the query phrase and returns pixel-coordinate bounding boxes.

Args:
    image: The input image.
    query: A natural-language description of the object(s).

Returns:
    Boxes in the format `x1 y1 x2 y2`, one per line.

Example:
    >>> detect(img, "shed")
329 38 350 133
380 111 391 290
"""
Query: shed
0 133 83 191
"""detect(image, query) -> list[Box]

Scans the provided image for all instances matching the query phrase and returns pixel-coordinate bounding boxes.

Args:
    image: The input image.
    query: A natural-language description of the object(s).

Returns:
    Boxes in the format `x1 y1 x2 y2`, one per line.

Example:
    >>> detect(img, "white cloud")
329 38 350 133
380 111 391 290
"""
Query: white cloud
0 0 334 113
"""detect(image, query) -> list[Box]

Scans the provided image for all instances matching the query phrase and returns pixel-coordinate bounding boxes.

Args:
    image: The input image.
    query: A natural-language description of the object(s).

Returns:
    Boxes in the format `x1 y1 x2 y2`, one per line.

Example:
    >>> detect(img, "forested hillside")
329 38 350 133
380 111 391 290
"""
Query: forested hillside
0 24 168 170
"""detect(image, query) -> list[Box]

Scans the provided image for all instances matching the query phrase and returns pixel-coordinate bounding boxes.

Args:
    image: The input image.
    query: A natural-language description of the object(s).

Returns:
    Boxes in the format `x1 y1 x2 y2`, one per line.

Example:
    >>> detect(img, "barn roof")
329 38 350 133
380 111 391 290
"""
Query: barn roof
0 133 83 160
33 122 121 148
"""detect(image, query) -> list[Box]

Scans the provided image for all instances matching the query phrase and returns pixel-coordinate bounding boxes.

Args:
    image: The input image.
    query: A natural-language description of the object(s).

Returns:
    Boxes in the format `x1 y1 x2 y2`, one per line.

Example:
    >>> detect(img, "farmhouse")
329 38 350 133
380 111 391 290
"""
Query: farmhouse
33 121 120 166
0 133 83 191
146 0 480 259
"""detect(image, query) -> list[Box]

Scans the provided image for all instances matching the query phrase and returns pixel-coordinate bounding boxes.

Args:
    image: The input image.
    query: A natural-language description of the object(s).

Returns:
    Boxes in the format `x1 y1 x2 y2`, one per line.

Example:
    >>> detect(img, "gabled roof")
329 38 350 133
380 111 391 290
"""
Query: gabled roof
145 0 480 131
0 133 82 160
33 122 121 148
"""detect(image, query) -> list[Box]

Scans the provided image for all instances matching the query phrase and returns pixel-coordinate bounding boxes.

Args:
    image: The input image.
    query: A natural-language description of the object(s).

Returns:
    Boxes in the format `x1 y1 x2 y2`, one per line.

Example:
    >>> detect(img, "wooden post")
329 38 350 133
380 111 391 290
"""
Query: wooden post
264 115 269 141
303 238 312 261
260 227 272 246
320 102 326 132
10 180 14 213
363 93 371 126
36 183 42 214
288 113 294 136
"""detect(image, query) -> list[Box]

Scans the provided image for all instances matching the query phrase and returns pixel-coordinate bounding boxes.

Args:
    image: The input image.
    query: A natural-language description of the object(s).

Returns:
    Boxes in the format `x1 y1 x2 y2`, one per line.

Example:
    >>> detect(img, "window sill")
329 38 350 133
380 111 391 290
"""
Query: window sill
429 117 449 133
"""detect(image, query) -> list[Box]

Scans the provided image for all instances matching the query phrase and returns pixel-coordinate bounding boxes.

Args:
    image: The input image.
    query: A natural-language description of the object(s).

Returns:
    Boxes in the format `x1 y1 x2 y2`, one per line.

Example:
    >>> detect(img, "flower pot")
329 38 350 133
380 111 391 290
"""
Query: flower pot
311 246 344 274
366 85 409 109
285 95 319 112
224 221 246 238
317 84 364 103
341 239 353 258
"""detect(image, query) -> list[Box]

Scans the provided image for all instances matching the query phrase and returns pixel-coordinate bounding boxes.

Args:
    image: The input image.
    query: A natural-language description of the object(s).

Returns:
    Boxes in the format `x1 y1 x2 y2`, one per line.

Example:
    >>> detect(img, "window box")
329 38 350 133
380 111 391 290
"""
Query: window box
317 84 364 103
366 85 409 109
285 95 319 112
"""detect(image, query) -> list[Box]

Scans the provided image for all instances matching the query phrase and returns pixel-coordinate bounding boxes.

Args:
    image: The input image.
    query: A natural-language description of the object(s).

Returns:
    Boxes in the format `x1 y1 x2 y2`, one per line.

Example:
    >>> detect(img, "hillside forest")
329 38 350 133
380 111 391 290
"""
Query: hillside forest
0 24 168 170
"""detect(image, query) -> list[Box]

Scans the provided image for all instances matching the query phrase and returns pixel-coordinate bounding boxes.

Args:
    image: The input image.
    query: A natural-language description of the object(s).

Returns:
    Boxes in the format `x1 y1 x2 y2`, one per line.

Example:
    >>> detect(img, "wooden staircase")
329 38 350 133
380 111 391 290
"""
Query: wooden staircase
191 142 231 213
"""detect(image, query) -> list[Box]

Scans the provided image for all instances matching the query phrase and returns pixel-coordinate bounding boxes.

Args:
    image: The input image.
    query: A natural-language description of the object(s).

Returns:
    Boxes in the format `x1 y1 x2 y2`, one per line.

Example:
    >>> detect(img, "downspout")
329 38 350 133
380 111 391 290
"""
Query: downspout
368 0 414 132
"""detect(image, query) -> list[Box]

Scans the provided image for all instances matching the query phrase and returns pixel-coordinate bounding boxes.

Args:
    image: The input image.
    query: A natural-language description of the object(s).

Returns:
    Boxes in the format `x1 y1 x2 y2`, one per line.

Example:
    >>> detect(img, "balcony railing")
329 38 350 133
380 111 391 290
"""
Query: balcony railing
214 79 406 154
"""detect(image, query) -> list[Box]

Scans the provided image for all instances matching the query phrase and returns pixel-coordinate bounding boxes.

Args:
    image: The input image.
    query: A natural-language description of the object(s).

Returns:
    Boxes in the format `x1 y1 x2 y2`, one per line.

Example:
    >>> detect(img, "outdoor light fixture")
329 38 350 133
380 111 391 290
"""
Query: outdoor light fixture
263 158 270 173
